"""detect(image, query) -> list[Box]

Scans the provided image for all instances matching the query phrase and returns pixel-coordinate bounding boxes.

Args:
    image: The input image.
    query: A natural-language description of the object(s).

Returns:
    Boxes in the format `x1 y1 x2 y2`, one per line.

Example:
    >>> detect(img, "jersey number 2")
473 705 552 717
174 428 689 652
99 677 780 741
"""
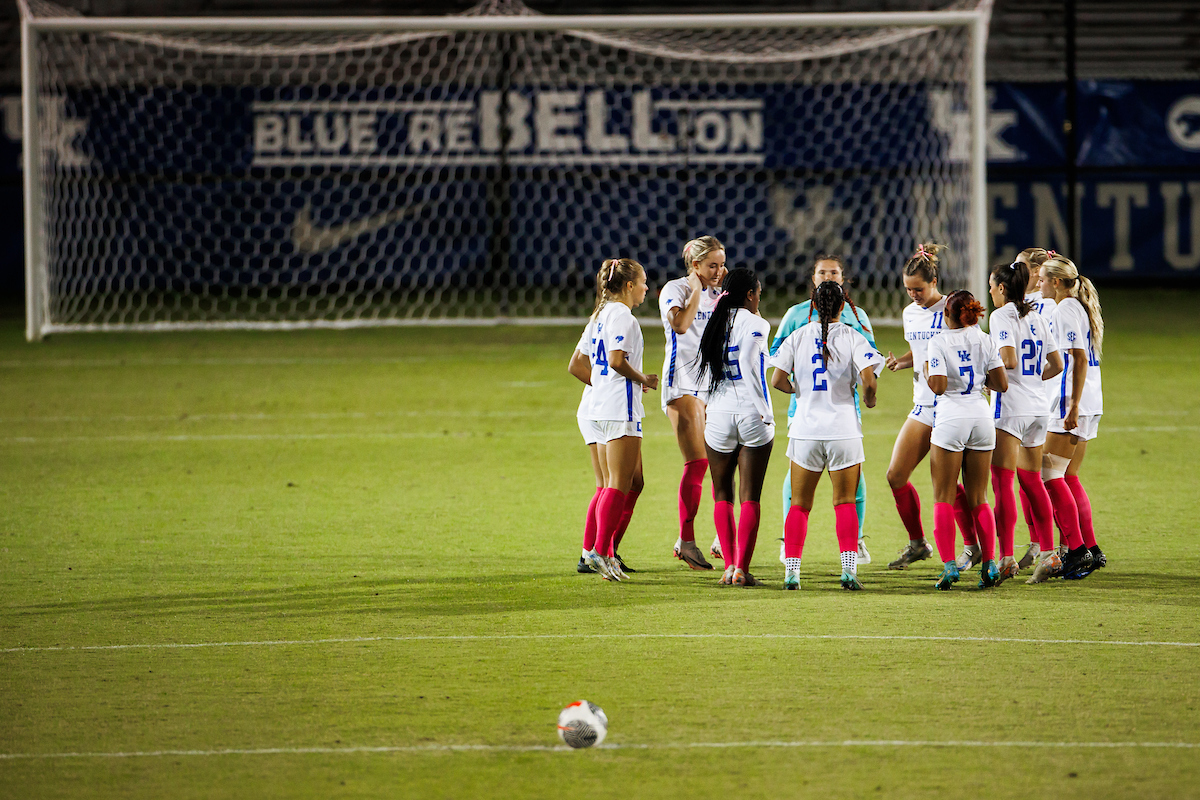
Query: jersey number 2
811 352 828 391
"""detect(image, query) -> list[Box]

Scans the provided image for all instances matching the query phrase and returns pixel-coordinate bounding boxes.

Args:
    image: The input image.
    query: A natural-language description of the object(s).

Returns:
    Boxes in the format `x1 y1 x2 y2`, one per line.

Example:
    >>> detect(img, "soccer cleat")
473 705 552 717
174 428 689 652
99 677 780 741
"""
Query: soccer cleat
583 549 609 578
605 555 628 581
779 538 786 565
1025 551 1062 584
576 556 596 574
673 537 682 560
840 571 864 591
934 562 960 590
784 568 800 590
857 538 871 565
732 568 747 586
995 555 1020 585
678 540 714 571
613 552 637 573
718 565 735 586
955 545 981 572
1018 542 1041 570
888 540 934 570
978 559 1000 589
710 535 723 561
1088 546 1107 571
1063 548 1095 581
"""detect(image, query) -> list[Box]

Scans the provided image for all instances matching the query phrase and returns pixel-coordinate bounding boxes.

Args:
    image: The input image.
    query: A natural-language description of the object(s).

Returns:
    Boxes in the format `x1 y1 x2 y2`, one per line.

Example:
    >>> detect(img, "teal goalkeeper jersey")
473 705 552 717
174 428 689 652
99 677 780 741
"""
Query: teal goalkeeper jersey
769 300 877 419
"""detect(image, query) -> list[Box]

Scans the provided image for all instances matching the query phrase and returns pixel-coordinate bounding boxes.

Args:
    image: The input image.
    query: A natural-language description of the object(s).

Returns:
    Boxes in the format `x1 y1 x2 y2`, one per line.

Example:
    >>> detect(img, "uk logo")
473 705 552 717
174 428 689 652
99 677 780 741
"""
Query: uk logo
957 350 971 362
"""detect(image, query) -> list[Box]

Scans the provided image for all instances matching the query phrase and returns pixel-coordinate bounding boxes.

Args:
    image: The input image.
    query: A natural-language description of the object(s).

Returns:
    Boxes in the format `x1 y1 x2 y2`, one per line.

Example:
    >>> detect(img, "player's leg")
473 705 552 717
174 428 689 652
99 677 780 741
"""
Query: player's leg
831 462 863 589
886 417 934 568
952 483 980 570
732 438 773 585
990 430 1021 578
1017 441 1055 570
784 457 824 590
594 435 641 580
929 442 964 589
578 443 605 574
666 395 710 566
706 442 740 581
962 446 1000 587
855 471 870 564
1040 431 1090 580
1065 439 1105 571
612 454 643 572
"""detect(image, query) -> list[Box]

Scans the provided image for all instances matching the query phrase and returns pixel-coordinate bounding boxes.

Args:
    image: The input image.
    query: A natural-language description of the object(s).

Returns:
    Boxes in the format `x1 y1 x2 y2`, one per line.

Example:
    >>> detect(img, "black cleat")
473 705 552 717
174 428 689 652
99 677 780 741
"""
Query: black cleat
1088 546 1107 571
576 556 596 574
613 553 637 573
1062 547 1094 580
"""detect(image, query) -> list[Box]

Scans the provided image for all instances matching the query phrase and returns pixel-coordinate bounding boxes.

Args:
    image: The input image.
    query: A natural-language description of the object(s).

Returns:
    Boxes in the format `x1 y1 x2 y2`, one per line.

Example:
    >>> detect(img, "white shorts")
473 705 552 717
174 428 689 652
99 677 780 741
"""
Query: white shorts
661 385 709 413
995 414 1049 448
596 420 643 444
1049 413 1101 441
786 437 865 473
907 403 937 428
577 416 603 446
704 412 775 453
931 416 996 452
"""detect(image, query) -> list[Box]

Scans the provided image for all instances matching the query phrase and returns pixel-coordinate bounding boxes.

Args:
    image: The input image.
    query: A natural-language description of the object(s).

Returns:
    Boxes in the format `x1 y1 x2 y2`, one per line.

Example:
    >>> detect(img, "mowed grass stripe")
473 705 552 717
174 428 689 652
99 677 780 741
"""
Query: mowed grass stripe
5 632 1200 654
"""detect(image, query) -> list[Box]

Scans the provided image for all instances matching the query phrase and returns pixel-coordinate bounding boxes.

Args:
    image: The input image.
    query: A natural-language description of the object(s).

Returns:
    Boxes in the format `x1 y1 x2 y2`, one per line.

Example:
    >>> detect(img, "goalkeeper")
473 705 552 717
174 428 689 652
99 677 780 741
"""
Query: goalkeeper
769 256 876 563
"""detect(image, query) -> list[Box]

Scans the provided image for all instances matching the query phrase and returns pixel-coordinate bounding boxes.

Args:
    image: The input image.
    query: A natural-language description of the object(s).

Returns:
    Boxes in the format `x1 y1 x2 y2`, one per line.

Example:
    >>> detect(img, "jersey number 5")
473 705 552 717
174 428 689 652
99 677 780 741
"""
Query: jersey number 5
724 345 744 381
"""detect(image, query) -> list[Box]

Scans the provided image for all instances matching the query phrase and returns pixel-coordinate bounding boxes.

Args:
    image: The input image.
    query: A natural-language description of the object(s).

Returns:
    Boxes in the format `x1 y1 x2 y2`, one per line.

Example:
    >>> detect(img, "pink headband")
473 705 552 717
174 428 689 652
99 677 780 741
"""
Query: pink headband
1046 250 1056 257
915 244 931 260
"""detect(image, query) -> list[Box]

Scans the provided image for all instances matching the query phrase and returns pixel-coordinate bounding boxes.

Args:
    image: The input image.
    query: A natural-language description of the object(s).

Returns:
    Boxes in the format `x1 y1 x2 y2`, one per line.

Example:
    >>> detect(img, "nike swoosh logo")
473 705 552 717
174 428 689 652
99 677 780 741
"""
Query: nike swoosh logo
292 202 428 254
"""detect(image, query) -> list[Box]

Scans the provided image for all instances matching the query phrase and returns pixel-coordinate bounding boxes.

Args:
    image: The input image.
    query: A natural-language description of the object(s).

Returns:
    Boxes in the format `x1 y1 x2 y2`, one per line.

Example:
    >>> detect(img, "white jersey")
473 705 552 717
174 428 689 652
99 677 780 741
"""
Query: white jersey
1050 297 1103 418
574 319 595 420
770 322 883 441
1026 290 1057 319
903 296 948 406
705 309 774 422
587 303 645 422
989 305 1057 419
659 277 722 393
927 326 1004 423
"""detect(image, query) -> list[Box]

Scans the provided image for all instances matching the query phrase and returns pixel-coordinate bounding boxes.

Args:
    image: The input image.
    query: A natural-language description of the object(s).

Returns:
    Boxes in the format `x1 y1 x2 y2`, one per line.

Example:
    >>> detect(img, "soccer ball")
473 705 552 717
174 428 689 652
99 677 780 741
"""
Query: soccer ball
556 700 608 749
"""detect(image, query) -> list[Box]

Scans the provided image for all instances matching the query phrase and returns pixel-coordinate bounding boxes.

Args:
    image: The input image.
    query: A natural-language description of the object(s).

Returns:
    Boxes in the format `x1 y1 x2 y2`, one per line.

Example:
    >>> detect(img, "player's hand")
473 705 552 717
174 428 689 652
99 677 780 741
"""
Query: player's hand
1064 405 1079 431
643 373 659 391
642 384 651 394
885 351 901 371
685 271 704 296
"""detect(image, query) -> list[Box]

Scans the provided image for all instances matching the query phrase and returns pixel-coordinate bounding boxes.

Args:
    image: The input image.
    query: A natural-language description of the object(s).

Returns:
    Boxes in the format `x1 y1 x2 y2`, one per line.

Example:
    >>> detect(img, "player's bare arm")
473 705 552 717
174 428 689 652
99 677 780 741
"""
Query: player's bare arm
611 349 658 391
568 349 592 386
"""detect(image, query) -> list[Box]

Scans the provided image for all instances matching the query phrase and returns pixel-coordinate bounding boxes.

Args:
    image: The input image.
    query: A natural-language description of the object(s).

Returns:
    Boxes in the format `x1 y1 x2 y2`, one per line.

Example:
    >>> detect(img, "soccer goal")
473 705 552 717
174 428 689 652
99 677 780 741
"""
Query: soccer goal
19 0 992 340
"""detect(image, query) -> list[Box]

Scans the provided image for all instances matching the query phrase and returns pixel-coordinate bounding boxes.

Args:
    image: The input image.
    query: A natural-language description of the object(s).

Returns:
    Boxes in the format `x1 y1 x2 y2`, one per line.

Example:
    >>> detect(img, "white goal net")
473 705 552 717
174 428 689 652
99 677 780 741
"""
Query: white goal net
19 0 991 338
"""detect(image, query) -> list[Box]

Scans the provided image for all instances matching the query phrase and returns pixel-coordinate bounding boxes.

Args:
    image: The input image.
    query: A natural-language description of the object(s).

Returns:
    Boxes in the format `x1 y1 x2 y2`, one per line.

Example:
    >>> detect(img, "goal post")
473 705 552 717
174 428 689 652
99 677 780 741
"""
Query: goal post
20 0 992 340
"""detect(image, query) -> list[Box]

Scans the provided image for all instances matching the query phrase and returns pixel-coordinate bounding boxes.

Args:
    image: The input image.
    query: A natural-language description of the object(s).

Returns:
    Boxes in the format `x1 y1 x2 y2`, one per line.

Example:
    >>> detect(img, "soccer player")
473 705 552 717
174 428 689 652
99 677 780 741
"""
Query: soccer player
661 236 727 570
695 268 774 587
883 243 959 570
581 258 659 582
769 255 875 564
986 262 1063 583
1029 254 1107 582
770 281 882 590
568 299 645 576
925 291 1008 589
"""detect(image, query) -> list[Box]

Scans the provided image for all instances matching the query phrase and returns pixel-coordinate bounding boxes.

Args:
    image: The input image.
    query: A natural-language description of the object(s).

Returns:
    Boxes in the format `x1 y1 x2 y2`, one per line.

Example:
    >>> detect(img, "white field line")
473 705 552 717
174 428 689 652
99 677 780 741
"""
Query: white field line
3 739 1200 760
0 409 545 423
4 632 1199 655
0 426 1196 445
0 357 427 369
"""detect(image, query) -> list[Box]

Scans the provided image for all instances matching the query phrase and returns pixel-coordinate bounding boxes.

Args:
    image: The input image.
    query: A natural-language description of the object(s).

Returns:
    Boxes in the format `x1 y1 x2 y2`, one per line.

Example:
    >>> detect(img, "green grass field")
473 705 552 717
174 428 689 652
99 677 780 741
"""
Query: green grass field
2 289 1200 799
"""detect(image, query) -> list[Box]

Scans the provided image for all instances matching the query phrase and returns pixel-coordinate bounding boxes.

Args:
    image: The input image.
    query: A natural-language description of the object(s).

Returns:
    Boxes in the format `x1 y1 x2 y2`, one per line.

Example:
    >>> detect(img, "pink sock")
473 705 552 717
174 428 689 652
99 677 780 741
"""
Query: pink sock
1019 486 1037 544
1017 469 1055 552
582 487 602 552
891 483 924 541
972 503 997 562
1044 478 1084 550
1065 475 1097 549
954 484 978 547
714 501 736 569
834 502 858 555
736 501 761 572
678 459 707 543
784 505 809 560
613 488 641 551
990 466 1016 558
593 488 626 557
933 502 956 563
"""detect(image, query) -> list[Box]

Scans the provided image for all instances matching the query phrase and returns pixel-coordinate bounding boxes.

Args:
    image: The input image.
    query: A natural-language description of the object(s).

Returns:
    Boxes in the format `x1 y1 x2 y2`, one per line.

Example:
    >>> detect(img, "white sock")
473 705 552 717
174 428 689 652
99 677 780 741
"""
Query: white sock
840 550 857 575
785 557 801 572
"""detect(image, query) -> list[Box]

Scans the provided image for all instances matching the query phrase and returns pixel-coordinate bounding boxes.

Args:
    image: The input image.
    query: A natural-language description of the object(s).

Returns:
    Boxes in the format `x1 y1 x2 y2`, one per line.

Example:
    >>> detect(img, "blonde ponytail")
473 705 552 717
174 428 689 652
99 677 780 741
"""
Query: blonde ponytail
1043 255 1103 362
591 258 644 319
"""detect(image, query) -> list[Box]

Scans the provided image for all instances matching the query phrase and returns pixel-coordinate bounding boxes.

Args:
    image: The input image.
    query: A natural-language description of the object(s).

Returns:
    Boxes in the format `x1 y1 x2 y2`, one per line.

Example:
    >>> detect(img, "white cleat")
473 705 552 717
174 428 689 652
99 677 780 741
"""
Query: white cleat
1018 542 1041 570
583 549 611 579
858 538 871 565
955 545 981 571
710 535 723 561
604 556 627 581
779 538 786 565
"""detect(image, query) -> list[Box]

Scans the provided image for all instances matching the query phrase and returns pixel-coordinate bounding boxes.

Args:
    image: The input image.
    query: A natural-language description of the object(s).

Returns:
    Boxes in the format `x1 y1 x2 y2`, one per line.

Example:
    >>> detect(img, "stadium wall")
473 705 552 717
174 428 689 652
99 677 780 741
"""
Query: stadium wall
1 80 1198 304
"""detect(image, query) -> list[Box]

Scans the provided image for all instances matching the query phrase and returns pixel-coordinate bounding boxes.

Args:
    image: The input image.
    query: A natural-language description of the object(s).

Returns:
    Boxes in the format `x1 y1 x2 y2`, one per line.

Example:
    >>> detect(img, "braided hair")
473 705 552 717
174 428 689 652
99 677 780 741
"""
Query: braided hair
590 258 644 318
811 280 846 363
803 255 871 337
696 267 758 395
